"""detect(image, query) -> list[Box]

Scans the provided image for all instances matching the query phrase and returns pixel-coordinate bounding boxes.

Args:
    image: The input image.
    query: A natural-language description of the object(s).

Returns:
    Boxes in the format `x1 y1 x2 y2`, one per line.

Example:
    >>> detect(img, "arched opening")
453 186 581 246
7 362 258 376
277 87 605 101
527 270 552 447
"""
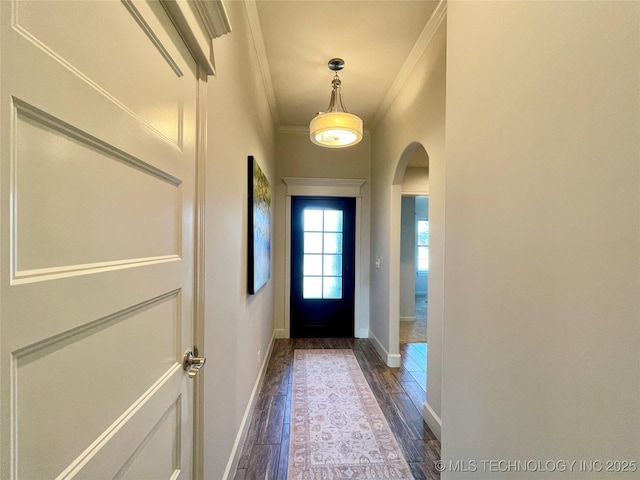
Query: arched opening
389 141 442 440
390 142 429 340
398 150 429 344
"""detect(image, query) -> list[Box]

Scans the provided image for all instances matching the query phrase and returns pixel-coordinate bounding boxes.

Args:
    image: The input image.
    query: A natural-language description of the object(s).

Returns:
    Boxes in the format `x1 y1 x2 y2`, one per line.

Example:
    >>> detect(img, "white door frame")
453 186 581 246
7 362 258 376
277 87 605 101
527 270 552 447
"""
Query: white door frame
282 177 366 338
160 1 231 478
192 64 209 480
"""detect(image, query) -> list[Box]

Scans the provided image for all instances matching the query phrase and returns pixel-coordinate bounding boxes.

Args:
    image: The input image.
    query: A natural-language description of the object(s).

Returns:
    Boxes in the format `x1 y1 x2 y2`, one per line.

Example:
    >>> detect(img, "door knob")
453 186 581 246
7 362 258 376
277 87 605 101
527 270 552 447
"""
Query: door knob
183 350 207 378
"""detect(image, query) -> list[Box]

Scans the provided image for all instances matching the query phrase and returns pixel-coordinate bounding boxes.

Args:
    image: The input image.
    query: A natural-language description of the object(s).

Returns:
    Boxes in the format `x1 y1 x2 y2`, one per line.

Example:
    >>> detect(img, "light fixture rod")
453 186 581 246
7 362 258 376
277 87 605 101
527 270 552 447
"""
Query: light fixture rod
325 74 348 113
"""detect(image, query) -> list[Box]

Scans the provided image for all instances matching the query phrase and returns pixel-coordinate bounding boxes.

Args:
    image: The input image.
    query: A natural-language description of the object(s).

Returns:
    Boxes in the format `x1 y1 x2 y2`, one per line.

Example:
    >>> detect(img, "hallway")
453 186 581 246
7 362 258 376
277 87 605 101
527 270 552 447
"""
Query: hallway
234 338 439 479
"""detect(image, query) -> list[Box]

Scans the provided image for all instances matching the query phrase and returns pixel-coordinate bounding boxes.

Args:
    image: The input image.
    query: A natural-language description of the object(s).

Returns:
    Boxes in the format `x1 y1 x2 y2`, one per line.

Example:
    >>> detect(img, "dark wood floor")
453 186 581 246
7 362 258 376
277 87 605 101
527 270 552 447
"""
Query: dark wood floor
233 338 441 480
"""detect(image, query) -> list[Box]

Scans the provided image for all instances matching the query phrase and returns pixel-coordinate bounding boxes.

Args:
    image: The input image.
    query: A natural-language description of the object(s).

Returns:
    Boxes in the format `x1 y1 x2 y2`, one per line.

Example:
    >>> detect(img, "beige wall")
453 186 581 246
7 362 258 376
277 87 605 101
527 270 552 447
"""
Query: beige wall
400 196 416 320
273 131 371 337
402 167 429 195
370 18 446 433
444 1 639 476
203 1 276 478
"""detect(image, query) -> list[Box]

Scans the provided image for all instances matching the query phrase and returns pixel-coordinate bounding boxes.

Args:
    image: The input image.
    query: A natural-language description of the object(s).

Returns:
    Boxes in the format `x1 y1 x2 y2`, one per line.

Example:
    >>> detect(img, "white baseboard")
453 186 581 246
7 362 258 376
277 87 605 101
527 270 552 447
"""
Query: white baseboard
274 328 287 338
400 316 416 322
356 328 369 338
222 332 276 479
369 331 401 367
423 401 442 441
387 354 401 367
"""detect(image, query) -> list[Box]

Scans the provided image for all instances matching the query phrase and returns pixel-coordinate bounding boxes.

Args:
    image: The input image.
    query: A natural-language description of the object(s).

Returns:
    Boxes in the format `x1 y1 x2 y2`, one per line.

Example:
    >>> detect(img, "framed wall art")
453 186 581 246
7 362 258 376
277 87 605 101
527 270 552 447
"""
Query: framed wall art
248 156 271 294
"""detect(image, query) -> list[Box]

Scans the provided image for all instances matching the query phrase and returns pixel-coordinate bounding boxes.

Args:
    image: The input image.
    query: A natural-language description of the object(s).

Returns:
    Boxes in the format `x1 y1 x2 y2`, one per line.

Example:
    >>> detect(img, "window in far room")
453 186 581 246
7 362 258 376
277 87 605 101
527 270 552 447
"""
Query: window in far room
417 219 429 273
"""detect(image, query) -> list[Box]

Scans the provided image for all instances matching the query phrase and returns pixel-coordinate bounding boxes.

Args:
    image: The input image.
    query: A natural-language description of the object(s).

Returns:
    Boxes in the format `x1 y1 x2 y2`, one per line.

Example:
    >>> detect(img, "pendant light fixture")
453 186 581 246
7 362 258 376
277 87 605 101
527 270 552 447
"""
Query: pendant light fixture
309 58 363 148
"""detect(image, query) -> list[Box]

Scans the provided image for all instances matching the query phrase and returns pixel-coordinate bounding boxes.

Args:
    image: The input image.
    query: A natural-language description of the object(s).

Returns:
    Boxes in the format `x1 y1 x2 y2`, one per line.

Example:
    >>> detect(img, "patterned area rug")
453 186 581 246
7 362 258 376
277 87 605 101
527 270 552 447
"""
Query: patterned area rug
288 349 414 479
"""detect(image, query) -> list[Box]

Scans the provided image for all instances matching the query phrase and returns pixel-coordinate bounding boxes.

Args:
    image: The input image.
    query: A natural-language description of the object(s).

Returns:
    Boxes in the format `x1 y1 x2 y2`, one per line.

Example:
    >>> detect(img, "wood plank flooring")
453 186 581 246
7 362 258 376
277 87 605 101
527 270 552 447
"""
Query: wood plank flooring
233 338 441 479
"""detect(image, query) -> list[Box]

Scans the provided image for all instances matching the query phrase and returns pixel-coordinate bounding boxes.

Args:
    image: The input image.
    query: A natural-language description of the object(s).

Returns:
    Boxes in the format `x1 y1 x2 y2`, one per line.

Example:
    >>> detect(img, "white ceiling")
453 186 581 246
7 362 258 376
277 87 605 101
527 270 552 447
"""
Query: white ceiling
247 0 442 132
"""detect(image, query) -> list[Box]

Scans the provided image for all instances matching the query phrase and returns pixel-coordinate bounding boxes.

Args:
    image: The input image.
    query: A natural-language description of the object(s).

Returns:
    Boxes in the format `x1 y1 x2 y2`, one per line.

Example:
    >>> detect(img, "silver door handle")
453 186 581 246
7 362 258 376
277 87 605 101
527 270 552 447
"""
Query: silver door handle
183 350 207 378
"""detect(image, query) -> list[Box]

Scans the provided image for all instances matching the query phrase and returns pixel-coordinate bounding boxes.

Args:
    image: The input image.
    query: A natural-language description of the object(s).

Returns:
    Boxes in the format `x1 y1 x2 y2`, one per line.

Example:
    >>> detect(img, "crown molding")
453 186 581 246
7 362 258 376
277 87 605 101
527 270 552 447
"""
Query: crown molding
161 0 231 75
244 0 280 128
278 126 308 135
369 0 447 130
278 125 371 136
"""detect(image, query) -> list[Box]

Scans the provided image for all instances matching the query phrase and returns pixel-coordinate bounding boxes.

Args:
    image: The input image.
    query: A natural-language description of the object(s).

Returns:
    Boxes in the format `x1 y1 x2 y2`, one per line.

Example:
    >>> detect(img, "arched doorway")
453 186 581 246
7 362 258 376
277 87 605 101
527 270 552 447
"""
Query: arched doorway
390 142 442 440
391 142 429 340
398 148 429 344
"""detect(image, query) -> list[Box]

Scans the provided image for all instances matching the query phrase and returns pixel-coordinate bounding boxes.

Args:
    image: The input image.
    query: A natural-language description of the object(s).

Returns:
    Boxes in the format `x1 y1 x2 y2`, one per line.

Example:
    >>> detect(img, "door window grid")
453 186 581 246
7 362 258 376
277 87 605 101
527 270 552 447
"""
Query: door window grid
303 209 343 299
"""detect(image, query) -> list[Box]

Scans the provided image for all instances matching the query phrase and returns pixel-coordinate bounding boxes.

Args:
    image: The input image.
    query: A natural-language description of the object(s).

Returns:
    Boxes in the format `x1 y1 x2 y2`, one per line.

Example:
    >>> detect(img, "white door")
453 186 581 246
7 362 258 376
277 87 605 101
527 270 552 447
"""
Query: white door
0 1 198 478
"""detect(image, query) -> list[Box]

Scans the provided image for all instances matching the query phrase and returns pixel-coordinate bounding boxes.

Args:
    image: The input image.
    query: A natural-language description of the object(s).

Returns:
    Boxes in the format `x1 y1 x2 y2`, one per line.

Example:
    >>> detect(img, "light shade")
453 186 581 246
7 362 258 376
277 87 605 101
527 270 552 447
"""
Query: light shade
310 112 363 148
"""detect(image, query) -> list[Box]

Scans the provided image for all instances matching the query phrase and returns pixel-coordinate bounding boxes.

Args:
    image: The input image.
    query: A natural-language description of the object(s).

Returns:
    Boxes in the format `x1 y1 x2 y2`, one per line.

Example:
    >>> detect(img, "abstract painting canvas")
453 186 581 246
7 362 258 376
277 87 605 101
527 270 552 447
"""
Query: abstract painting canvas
248 156 271 294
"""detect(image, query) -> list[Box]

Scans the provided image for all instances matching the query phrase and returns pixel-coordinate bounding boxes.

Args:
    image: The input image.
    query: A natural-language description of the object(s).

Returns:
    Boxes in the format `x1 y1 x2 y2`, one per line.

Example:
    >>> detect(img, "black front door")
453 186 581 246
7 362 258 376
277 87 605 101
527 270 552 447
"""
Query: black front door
290 196 356 337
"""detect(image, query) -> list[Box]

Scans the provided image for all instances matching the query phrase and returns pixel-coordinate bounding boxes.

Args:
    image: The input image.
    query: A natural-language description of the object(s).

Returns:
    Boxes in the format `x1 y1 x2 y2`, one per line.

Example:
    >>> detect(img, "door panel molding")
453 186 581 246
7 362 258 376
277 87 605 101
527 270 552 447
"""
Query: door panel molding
54 366 183 480
12 99 182 283
282 177 365 339
12 287 183 479
121 0 185 77
13 98 181 185
13 0 189 148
